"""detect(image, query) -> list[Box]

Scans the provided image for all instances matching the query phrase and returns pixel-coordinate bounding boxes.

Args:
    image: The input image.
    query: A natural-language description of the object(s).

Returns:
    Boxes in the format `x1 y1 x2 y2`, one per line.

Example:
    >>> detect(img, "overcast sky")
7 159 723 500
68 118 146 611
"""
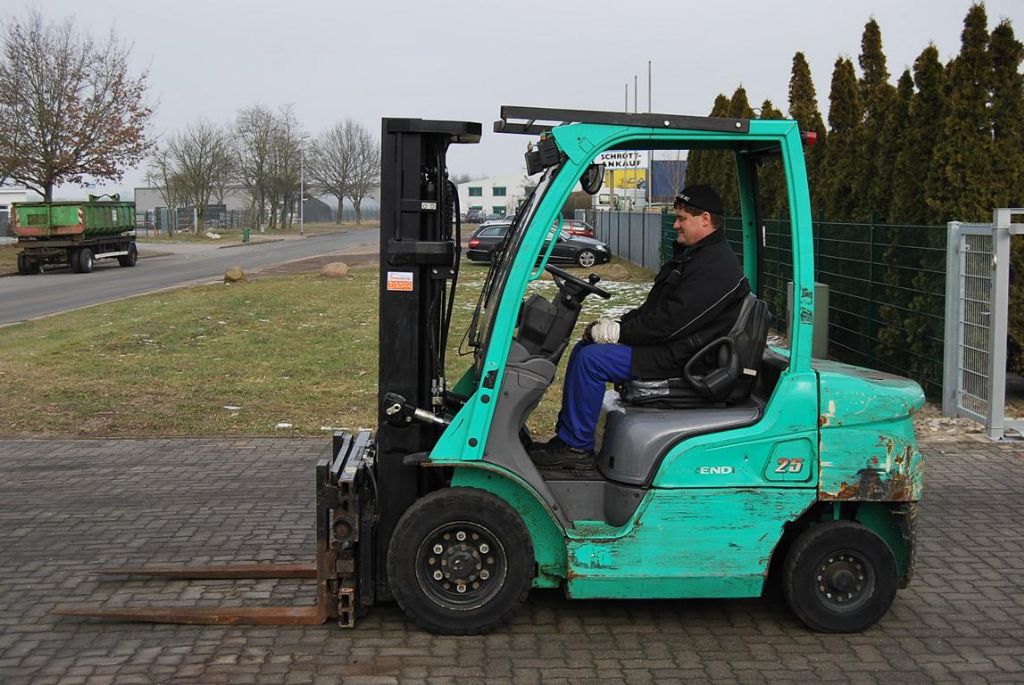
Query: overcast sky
20 0 1024 197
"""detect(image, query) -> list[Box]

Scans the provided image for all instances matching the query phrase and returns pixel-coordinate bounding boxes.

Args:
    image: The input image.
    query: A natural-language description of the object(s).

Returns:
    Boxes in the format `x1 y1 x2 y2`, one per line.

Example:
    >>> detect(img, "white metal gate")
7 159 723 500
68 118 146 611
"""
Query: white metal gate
943 208 1024 440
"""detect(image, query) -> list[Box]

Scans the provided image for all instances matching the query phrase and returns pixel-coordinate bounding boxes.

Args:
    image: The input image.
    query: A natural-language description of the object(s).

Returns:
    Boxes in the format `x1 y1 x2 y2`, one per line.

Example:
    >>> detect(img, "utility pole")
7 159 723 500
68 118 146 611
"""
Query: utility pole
647 60 653 208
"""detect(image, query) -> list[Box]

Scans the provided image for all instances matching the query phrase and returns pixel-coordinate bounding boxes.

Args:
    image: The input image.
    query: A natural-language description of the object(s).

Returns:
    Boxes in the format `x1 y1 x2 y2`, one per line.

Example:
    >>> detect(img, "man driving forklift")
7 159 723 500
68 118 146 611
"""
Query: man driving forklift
532 184 751 468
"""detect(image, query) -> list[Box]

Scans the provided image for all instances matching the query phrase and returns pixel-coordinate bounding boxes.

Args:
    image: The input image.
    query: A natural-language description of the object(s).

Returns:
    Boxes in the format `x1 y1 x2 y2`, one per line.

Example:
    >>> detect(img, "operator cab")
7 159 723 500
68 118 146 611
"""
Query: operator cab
458 107 799 528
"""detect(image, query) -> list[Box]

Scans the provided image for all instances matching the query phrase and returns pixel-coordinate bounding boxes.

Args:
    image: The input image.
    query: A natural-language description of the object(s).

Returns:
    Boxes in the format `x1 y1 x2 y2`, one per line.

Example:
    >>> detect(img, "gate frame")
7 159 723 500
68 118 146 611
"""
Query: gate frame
943 208 1024 440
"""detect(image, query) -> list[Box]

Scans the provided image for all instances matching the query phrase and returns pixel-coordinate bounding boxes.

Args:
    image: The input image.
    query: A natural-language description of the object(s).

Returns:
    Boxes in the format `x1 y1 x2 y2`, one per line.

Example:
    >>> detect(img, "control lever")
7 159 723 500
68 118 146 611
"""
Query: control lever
382 392 450 428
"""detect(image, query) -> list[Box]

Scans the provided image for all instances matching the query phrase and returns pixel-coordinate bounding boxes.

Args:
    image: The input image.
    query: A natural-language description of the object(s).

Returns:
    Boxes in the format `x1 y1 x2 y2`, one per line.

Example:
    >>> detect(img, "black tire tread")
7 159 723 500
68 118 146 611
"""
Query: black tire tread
387 487 534 635
783 520 897 633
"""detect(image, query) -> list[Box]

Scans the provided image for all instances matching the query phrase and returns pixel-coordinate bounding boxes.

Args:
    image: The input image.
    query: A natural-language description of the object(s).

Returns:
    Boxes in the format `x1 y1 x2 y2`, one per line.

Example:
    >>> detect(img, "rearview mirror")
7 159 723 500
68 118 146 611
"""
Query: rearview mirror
581 163 605 195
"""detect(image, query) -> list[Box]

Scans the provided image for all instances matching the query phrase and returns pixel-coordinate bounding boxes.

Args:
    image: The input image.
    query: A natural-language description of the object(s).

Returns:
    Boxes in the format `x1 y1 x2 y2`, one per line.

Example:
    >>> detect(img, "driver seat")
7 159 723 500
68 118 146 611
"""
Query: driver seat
617 293 770 408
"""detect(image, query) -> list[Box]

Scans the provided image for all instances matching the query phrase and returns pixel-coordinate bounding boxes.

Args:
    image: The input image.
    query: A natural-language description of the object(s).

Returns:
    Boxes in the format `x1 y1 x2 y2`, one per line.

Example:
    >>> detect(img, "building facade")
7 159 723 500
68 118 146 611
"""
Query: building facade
457 172 531 219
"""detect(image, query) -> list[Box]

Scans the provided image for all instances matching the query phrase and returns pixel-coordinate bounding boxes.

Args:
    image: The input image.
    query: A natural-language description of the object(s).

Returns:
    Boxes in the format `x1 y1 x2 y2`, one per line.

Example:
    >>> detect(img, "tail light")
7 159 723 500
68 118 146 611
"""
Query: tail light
468 238 480 248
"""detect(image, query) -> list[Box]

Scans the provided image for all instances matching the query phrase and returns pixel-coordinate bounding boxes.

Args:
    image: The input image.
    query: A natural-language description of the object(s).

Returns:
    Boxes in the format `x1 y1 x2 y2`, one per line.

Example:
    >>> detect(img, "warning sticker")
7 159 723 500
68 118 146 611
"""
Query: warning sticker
386 271 414 292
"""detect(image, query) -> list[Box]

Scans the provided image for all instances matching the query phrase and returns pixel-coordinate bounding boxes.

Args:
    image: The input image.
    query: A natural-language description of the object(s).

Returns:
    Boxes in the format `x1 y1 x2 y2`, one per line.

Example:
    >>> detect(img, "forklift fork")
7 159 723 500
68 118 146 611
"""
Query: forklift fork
54 431 373 628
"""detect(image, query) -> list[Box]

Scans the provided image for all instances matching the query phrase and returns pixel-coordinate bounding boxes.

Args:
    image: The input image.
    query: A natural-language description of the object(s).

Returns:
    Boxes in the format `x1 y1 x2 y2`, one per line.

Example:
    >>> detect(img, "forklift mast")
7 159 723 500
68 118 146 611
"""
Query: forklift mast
375 118 481 598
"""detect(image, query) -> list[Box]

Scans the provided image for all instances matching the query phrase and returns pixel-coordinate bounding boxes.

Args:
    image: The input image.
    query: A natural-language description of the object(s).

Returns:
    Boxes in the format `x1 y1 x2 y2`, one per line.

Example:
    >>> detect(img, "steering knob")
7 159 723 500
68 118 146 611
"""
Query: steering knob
588 273 601 285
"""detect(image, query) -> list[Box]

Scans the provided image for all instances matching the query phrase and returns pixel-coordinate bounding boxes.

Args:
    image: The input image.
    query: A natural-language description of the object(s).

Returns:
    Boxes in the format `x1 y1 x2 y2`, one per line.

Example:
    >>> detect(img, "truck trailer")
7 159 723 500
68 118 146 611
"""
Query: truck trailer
11 194 139 274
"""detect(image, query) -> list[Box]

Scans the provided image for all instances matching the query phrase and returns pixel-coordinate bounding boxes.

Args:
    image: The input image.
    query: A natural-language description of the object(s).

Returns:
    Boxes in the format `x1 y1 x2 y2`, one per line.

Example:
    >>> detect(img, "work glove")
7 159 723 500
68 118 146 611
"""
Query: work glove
590 319 620 344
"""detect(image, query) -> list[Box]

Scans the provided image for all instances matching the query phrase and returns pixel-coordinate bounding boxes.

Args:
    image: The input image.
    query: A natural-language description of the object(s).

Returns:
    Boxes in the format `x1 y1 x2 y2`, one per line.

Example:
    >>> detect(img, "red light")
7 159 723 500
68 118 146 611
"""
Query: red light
468 238 480 248
801 131 818 146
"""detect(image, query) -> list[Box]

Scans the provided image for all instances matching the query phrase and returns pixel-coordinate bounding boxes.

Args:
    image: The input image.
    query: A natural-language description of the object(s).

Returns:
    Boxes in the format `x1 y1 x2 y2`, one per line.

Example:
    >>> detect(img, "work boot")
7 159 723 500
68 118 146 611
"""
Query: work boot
530 435 595 469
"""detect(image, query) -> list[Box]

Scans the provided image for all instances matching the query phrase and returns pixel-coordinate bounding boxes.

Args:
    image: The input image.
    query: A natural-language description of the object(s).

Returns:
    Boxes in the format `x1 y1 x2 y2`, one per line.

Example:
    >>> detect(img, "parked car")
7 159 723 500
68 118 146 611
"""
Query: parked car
555 219 595 238
464 208 484 223
467 223 610 267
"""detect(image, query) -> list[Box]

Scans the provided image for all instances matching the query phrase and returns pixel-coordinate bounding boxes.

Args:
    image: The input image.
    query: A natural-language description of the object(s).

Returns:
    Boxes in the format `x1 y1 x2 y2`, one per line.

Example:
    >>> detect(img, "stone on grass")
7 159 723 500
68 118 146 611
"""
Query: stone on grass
320 262 350 279
603 263 630 281
224 266 247 283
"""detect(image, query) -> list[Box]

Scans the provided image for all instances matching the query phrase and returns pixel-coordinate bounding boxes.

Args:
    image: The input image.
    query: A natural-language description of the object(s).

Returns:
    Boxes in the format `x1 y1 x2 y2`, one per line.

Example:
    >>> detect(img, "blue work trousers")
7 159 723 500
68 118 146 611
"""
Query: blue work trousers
555 341 633 451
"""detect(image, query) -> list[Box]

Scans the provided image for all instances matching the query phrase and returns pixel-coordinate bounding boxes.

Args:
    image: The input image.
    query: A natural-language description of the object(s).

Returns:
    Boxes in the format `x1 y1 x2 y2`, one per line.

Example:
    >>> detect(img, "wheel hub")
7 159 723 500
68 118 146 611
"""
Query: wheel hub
816 553 870 607
416 523 505 609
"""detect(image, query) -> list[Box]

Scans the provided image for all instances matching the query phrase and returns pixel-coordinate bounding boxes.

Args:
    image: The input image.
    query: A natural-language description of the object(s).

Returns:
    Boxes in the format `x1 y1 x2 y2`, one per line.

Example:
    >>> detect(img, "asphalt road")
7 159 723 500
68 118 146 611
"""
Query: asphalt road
0 230 378 325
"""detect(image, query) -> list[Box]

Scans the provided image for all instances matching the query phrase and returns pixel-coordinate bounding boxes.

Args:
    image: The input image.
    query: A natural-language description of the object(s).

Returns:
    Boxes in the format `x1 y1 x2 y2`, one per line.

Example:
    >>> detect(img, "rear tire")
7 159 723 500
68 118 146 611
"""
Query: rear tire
77 248 94 273
118 243 138 267
387 488 534 635
17 254 30 275
783 521 898 633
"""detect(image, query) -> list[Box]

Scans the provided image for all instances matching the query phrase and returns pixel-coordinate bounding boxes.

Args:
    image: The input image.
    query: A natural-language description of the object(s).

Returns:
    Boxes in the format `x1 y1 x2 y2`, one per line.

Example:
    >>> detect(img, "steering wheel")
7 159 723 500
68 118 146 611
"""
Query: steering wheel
545 263 611 299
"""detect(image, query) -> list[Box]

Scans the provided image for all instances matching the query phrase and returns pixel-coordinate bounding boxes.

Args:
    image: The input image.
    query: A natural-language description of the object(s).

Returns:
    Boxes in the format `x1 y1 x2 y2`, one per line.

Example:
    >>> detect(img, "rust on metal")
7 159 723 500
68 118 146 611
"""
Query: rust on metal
820 467 915 502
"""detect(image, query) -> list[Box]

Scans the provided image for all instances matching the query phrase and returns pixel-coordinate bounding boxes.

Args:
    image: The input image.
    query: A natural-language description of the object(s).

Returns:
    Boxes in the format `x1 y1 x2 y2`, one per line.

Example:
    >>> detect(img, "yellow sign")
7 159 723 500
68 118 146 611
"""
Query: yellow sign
604 168 647 190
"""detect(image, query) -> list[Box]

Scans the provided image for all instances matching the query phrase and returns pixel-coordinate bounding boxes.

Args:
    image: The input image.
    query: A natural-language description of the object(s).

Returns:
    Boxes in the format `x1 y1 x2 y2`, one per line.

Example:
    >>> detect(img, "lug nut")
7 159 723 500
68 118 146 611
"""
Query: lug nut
479 543 489 554
433 544 443 554
457 584 467 593
480 570 490 580
433 570 443 580
456 531 466 541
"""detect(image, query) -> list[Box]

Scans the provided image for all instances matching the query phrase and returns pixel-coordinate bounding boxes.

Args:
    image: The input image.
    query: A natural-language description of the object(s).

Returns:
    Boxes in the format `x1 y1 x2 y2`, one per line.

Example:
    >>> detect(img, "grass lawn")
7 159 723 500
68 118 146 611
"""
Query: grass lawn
0 258 653 437
0 245 18 276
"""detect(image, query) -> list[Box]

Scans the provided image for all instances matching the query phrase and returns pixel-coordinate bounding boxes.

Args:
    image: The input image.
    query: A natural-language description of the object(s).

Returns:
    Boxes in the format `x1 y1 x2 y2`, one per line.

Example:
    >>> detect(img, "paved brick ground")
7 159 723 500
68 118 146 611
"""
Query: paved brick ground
0 437 1021 684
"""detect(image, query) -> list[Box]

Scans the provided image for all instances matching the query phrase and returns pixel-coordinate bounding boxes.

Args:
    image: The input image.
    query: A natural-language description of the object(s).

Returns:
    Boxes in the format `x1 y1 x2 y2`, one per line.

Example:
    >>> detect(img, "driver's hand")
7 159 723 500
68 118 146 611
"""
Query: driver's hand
591 319 621 344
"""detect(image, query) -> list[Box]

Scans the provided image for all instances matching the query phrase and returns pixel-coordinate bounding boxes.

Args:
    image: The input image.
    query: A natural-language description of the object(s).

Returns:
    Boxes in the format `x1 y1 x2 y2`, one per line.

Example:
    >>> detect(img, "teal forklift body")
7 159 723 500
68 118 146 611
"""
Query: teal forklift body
437 116 922 599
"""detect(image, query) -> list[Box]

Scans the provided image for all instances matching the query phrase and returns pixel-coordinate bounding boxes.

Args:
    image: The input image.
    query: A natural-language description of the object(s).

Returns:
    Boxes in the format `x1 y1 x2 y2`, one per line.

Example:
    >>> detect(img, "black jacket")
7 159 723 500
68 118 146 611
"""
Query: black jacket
618 229 750 379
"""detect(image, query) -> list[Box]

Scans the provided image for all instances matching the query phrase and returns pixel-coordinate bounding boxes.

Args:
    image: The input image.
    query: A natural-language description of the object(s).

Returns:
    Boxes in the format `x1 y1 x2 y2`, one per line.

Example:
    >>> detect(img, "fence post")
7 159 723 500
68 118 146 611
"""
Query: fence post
942 222 961 417
986 209 1012 440
868 213 877 346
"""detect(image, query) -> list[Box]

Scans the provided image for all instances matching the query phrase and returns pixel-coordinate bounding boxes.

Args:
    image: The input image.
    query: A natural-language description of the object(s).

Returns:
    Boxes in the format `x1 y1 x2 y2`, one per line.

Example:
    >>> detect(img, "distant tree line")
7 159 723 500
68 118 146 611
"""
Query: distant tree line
686 3 1024 381
149 110 380 232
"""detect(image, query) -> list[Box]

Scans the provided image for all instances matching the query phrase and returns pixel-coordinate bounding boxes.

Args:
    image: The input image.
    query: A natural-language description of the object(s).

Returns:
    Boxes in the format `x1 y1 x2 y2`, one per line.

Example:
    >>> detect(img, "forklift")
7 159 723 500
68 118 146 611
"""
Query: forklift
57 106 925 634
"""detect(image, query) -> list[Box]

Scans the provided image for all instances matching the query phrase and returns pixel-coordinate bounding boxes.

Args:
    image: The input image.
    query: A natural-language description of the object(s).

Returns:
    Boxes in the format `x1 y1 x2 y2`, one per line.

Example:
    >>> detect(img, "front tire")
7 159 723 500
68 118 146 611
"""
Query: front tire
387 488 534 635
783 521 898 633
576 249 597 268
76 248 94 273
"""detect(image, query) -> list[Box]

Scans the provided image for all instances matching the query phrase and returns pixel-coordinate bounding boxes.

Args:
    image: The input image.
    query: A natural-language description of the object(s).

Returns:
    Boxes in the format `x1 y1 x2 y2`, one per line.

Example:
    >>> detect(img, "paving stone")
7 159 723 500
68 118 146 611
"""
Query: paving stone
0 437 1021 683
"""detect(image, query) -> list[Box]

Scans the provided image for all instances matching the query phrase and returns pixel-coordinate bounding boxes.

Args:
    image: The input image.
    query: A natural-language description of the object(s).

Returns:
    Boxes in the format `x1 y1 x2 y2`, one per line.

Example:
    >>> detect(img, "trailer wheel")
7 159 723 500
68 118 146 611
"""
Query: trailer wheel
783 520 898 633
77 248 94 273
387 488 534 635
118 243 138 267
17 254 31 275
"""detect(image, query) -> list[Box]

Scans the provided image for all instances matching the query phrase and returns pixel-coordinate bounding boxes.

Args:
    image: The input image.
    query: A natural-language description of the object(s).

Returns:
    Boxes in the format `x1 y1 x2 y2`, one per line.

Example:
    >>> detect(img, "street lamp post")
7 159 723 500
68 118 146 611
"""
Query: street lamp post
299 148 305 237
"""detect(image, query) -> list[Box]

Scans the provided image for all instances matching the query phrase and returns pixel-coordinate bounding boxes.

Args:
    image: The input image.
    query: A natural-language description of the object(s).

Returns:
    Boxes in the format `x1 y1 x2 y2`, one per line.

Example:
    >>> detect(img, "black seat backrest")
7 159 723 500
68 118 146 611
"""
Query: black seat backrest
618 293 771 407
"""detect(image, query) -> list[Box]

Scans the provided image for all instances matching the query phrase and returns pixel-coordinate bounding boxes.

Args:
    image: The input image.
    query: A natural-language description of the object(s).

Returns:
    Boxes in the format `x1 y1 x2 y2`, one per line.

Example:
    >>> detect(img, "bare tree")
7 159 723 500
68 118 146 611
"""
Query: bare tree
0 11 152 201
307 121 355 224
144 146 184 234
346 123 380 224
233 106 276 231
162 121 233 230
308 119 378 224
265 106 303 229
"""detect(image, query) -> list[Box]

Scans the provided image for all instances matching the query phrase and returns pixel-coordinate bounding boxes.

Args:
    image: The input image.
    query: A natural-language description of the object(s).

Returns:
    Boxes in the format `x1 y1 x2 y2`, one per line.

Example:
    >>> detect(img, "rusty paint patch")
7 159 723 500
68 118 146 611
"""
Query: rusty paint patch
821 467 914 502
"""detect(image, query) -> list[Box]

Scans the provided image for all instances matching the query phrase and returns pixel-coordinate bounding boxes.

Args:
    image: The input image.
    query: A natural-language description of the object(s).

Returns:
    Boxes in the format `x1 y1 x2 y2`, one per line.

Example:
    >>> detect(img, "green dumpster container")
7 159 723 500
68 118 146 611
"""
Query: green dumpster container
242 228 251 244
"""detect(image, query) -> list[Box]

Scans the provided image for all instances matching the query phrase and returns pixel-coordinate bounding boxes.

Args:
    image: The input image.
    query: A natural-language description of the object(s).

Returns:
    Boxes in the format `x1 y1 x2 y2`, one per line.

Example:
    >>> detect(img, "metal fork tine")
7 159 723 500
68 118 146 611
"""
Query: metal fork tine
96 562 317 579
52 604 329 625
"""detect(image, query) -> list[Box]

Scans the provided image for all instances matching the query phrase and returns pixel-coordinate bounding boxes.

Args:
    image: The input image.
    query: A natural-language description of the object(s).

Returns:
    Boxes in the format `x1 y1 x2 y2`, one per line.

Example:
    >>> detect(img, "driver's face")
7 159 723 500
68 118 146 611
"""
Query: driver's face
673 207 712 245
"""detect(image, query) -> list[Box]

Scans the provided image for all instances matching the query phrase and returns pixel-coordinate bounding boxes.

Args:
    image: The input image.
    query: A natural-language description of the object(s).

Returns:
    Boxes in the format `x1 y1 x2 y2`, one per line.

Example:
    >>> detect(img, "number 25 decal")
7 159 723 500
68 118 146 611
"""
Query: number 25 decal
775 457 805 473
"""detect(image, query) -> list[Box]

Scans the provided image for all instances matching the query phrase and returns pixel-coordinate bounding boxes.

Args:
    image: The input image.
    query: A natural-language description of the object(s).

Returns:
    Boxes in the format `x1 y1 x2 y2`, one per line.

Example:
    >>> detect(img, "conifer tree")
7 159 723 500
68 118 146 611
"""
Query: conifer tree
891 45 947 224
756 99 787 220
821 57 862 221
873 70 913 222
787 52 827 211
989 19 1024 371
989 19 1024 208
857 18 897 219
684 94 729 190
717 86 755 214
925 3 995 221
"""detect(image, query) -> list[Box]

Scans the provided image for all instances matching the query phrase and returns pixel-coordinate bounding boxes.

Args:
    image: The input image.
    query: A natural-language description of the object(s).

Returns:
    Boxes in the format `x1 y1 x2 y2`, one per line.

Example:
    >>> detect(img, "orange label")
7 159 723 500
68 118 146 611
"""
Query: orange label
386 271 414 292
